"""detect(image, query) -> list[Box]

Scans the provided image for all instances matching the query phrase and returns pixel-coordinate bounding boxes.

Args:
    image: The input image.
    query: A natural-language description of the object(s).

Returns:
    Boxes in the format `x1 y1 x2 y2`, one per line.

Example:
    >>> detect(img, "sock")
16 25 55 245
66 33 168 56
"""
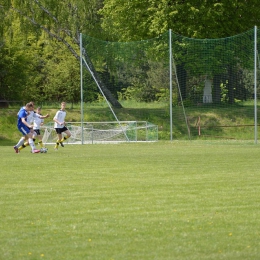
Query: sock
16 137 25 148
38 140 43 147
60 136 69 142
29 138 36 150
18 142 29 150
54 141 60 149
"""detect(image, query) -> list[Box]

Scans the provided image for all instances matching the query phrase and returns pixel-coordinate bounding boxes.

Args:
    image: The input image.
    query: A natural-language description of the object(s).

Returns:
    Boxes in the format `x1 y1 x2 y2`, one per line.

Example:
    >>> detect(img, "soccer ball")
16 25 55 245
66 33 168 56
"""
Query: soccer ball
40 147 48 153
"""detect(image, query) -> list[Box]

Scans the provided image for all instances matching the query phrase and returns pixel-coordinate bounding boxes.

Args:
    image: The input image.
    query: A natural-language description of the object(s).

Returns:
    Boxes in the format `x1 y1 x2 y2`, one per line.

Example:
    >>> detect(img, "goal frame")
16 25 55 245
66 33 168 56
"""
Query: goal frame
42 121 158 144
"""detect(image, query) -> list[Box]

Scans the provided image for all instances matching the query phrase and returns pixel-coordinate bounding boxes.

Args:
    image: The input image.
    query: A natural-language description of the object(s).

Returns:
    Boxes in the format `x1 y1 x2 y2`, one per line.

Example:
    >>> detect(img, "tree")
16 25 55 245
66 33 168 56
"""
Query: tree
100 0 260 40
1 0 123 108
0 17 42 102
100 0 259 104
41 40 81 104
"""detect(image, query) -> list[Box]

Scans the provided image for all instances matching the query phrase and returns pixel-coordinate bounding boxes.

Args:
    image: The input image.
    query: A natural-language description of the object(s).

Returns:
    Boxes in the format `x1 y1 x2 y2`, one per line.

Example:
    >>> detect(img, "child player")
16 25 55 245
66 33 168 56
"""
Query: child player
13 102 40 153
53 101 71 150
33 107 47 148
18 105 49 152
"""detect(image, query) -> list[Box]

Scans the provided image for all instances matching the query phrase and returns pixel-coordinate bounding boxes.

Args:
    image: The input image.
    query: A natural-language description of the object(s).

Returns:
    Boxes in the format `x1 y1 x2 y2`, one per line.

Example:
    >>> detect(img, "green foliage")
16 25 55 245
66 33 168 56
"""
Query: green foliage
120 84 169 103
100 0 260 40
1 0 260 106
41 40 80 103
0 0 106 103
0 23 39 101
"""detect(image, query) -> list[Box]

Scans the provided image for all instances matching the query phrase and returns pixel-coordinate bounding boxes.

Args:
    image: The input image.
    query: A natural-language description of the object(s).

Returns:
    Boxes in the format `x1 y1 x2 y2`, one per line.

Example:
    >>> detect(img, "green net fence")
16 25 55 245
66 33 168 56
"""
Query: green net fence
81 28 259 141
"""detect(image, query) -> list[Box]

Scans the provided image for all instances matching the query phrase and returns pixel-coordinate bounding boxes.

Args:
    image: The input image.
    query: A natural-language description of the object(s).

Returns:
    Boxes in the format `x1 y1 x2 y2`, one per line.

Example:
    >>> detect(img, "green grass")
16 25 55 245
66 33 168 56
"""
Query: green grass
1 141 260 259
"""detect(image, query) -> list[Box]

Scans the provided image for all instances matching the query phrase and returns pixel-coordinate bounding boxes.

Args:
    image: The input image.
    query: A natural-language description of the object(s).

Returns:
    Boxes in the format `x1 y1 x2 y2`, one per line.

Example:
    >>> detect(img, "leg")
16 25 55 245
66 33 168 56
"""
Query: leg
14 137 25 153
38 135 44 148
59 130 71 147
54 133 62 150
18 141 30 151
19 130 38 151
27 132 40 153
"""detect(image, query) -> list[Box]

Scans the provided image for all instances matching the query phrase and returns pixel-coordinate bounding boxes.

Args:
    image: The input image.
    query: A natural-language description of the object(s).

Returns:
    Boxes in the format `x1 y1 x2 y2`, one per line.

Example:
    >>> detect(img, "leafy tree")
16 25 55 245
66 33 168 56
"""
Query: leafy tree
100 0 259 104
41 40 80 104
1 0 123 108
100 0 260 40
0 18 41 102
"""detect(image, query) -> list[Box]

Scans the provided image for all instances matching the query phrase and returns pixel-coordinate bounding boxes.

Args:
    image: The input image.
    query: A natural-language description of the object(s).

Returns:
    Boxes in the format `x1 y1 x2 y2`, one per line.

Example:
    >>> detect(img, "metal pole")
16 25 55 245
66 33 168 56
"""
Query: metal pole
169 29 173 141
80 33 84 144
254 26 257 144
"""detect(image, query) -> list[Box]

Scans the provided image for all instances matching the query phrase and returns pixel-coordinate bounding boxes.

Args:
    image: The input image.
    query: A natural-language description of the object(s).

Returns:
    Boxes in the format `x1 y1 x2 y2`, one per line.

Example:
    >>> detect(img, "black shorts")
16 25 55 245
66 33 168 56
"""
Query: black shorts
34 129 41 136
55 126 68 134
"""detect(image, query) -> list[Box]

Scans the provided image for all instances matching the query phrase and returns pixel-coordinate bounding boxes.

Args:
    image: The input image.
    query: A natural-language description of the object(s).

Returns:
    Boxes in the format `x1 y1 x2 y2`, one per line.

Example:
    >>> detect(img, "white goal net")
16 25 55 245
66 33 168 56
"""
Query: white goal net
42 121 158 144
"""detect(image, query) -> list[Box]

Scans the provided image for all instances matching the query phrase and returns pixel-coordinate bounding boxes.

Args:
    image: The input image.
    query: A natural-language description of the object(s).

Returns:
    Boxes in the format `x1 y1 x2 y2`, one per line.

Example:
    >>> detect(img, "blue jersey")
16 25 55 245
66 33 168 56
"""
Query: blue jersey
17 108 29 128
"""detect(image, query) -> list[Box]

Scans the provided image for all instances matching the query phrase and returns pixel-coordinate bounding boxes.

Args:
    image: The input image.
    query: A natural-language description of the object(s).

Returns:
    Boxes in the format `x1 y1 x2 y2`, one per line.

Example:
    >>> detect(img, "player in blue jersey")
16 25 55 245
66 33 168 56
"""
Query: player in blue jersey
13 102 41 154
53 101 71 150
18 106 49 151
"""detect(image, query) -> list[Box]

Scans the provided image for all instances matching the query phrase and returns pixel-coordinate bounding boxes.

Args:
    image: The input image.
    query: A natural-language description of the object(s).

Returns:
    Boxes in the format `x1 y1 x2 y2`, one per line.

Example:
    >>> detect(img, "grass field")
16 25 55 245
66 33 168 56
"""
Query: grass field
1 141 260 259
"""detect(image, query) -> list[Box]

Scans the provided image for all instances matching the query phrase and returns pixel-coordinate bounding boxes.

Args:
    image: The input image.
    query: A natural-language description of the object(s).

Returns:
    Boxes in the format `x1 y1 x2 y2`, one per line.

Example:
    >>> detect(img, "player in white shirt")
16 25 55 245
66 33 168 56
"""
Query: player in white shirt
53 101 71 150
32 107 47 148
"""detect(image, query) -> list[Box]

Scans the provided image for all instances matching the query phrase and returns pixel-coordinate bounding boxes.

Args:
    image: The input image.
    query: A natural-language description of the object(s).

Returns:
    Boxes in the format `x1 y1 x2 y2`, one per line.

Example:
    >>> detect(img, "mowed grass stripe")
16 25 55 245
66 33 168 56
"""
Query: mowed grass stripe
1 141 260 259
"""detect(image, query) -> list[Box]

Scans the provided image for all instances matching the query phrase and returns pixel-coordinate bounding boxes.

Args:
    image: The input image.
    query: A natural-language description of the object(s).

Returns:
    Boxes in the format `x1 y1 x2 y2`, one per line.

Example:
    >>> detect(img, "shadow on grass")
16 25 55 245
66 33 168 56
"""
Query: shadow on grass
0 137 14 146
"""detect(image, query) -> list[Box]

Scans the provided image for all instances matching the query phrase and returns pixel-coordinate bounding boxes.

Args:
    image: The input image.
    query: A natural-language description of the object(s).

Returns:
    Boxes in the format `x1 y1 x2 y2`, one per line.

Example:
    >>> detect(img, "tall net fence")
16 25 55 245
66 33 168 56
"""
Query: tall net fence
81 28 259 141
171 28 258 140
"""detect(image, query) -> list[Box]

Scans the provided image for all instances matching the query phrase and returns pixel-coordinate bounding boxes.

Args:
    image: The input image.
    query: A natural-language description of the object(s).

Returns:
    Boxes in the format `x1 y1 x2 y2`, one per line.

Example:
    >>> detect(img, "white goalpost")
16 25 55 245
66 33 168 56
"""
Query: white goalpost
42 121 158 144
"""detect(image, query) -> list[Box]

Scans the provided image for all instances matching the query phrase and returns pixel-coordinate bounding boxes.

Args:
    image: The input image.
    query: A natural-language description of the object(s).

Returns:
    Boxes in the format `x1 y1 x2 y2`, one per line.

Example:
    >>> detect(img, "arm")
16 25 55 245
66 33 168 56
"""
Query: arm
53 118 65 126
21 117 33 128
39 114 49 119
53 112 65 126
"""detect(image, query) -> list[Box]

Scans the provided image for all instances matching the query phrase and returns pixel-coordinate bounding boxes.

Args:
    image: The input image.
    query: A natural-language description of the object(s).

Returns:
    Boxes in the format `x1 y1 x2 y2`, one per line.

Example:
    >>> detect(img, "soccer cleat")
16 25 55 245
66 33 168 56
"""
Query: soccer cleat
60 142 64 147
31 149 40 153
13 146 20 153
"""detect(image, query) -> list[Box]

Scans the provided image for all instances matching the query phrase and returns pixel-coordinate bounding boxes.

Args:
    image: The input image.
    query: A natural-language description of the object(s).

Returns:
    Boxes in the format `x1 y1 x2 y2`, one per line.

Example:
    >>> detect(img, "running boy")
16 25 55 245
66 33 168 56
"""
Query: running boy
53 101 71 150
13 102 40 153
18 106 48 151
33 107 47 148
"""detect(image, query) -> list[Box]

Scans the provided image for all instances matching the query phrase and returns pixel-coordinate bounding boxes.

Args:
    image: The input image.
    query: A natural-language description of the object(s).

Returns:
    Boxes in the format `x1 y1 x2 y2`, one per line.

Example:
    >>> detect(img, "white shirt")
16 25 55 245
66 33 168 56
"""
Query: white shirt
33 113 44 130
27 111 39 124
54 110 66 128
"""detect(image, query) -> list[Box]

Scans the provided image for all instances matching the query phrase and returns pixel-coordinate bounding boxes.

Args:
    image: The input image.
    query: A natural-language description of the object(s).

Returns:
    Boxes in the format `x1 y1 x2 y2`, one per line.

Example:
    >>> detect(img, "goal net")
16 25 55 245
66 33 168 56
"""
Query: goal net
42 121 158 144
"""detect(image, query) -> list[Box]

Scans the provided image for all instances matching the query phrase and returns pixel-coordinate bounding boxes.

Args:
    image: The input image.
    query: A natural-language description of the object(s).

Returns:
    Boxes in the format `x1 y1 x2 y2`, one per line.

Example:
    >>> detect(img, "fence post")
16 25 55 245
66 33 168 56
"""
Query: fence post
254 26 257 144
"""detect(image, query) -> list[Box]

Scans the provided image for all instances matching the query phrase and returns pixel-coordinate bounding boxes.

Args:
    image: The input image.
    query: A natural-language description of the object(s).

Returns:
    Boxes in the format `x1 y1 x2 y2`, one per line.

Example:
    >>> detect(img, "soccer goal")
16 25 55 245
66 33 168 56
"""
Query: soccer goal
42 121 158 144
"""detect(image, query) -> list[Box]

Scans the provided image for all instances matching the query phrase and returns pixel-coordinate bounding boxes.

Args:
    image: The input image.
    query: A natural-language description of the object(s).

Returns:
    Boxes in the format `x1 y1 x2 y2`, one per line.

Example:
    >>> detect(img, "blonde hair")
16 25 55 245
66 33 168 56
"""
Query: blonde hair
25 103 34 109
